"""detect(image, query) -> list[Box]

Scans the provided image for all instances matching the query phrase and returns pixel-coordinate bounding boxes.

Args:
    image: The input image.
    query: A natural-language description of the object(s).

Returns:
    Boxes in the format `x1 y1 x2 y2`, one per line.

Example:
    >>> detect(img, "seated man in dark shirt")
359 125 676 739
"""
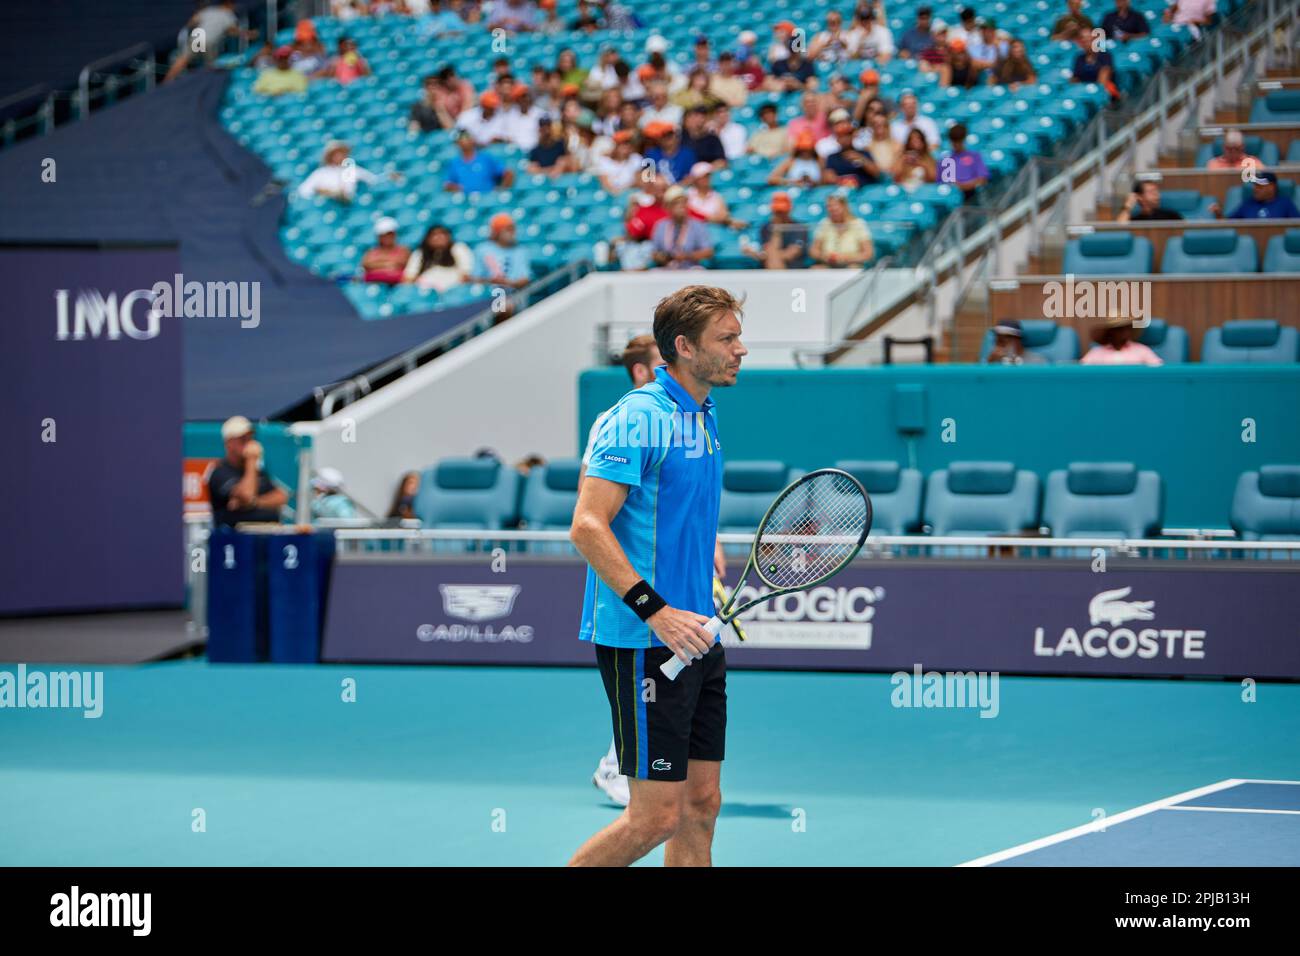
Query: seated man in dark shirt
1101 0 1151 41
1116 180 1184 222
681 106 727 169
824 118 881 187
743 191 809 268
767 49 817 91
526 117 570 175
208 416 287 527
408 73 451 133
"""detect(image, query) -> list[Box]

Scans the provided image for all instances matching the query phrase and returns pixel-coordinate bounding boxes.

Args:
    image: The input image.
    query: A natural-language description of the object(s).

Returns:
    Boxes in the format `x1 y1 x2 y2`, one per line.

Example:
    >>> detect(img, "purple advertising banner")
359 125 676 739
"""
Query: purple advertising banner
0 244 184 614
321 558 1300 678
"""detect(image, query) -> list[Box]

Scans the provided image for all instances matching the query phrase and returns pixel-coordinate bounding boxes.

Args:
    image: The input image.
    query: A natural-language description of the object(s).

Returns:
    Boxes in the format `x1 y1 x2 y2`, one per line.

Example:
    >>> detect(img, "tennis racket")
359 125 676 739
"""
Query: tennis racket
661 468 872 680
713 577 747 643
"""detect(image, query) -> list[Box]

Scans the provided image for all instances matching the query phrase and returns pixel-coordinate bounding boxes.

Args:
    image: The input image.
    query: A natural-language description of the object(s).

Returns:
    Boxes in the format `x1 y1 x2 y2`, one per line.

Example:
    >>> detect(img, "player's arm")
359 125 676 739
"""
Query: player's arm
570 475 713 664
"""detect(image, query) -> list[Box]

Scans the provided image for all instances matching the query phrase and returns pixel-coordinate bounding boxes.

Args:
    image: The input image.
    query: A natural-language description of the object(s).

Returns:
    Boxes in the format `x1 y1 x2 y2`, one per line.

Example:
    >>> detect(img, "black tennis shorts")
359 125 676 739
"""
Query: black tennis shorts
595 642 726 783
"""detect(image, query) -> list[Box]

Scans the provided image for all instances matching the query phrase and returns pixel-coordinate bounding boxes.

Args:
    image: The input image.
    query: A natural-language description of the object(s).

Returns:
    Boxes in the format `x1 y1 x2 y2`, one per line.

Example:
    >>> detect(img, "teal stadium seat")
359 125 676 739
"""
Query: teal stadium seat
718 461 797 554
978 320 1080 363
1062 232 1154 275
414 457 521 550
1230 466 1300 540
833 461 922 536
1249 90 1300 123
923 462 1040 536
1200 320 1300 363
1043 462 1162 539
1195 136 1280 168
1156 189 1218 221
520 458 582 554
1160 229 1258 273
1263 229 1300 272
1134 319 1189 363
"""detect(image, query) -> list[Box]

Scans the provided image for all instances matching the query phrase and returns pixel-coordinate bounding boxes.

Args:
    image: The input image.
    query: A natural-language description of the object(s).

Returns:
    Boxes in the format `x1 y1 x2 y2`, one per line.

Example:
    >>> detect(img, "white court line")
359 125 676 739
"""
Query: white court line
957 779 1245 867
1232 778 1300 785
1165 806 1300 816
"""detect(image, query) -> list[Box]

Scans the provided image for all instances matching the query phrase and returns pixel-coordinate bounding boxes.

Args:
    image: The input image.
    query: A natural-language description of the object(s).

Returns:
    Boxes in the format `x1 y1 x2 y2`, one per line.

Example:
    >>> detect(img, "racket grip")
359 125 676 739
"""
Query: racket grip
660 616 724 681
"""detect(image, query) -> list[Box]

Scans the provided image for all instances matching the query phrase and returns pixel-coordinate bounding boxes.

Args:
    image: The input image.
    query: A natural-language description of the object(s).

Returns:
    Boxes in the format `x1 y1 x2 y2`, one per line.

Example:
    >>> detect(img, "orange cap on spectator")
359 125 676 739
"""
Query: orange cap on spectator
561 82 581 97
636 63 656 80
511 83 531 100
612 129 635 143
794 130 816 150
481 91 501 108
489 213 515 234
860 68 880 84
775 20 797 33
539 0 556 8
770 191 792 212
295 19 317 41
642 121 670 138
949 38 967 52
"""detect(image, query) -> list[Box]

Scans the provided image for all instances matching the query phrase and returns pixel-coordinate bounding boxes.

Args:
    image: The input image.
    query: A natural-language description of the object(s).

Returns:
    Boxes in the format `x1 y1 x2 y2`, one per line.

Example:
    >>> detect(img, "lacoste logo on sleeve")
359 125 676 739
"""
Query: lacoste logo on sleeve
602 454 630 464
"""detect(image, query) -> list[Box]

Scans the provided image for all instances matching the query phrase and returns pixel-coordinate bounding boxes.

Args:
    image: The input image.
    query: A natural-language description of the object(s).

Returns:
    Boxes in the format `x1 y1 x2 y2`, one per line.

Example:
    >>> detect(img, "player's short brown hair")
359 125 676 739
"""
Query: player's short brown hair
620 334 660 379
652 285 745 363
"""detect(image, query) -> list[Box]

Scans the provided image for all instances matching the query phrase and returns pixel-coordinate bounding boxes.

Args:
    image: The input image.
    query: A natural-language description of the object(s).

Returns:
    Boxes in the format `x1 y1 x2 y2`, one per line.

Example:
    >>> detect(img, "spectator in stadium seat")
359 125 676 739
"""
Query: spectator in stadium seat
472 214 532 289
825 117 882 187
618 176 669 270
1071 30 1118 100
672 70 717 112
297 141 380 201
940 124 988 200
506 85 546 150
1207 129 1262 170
865 112 901 171
712 104 748 160
640 81 684 130
1081 315 1164 365
537 0 564 34
564 109 600 170
986 320 1048 364
311 468 359 521
743 191 809 268
898 7 937 60
691 35 718 73
1117 180 1184 221
490 0 541 32
687 163 746 228
445 129 514 193
1102 0 1151 42
388 471 421 521
527 118 573 175
556 48 589 88
1164 0 1216 37
409 73 454 133
765 46 817 92
253 47 308 97
747 102 790 159
569 0 604 31
317 36 371 85
767 21 797 65
644 123 697 183
595 131 643 194
651 186 715 269
769 131 829 186
824 74 859 116
1227 171 1300 219
941 40 981 88
788 91 831 144
361 218 411 284
733 31 767 90
893 128 939 186
289 19 329 75
969 20 1008 72
1052 0 1095 40
456 91 510 145
919 20 952 71
811 193 874 267
209 417 287 528
993 39 1038 88
850 6 895 63
949 7 980 46
586 47 624 93
418 0 469 36
433 65 475 119
811 10 857 63
853 79 894 124
403 224 474 292
682 106 727 170
890 92 940 149
708 54 750 108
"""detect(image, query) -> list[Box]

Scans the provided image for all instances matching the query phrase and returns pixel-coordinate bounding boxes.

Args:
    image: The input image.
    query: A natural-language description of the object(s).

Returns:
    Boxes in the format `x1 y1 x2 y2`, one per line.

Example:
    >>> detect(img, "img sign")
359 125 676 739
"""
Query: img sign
55 288 160 340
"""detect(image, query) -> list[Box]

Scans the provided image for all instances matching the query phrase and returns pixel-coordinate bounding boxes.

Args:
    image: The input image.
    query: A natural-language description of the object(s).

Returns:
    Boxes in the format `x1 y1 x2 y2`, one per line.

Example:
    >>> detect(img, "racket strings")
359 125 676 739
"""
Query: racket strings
755 472 868 589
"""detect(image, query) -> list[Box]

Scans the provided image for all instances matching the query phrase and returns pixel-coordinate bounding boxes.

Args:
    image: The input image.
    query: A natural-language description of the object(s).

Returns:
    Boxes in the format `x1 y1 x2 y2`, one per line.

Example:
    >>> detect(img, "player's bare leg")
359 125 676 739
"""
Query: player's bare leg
664 759 721 867
567 778 683 866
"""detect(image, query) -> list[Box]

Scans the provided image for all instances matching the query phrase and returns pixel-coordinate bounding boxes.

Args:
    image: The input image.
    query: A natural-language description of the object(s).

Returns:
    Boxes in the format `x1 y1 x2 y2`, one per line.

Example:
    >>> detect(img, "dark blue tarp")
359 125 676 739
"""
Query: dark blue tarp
0 69 480 419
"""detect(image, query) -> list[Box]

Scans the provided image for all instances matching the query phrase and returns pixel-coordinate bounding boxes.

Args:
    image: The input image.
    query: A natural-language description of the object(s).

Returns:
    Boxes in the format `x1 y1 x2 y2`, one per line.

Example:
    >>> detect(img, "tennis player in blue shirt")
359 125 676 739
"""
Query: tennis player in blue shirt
567 285 747 867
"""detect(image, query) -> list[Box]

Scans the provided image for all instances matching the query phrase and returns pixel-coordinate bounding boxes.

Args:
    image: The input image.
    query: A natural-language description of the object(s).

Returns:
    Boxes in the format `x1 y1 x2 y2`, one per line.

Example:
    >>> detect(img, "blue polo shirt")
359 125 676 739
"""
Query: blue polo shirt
579 365 724 647
446 150 504 193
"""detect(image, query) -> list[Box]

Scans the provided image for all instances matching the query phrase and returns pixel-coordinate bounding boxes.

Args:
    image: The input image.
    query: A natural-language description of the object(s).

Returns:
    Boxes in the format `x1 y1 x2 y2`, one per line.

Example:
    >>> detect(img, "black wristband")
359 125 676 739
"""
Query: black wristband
622 579 667 622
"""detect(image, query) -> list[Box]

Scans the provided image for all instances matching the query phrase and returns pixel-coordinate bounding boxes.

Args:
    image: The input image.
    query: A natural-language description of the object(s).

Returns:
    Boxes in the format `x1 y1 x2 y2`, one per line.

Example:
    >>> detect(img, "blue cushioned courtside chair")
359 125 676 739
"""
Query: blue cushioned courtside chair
978 320 1080 363
520 458 582 553
923 461 1041 536
1042 462 1163 539
833 460 923 535
1230 465 1300 541
1134 319 1189 363
1062 232 1154 275
1200 320 1300 363
1160 229 1258 274
1262 229 1300 272
414 457 521 551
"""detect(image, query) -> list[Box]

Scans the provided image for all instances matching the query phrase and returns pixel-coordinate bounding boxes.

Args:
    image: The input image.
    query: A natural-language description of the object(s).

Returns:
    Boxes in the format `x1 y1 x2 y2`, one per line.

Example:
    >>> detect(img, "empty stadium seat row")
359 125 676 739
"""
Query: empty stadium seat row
1064 228 1300 276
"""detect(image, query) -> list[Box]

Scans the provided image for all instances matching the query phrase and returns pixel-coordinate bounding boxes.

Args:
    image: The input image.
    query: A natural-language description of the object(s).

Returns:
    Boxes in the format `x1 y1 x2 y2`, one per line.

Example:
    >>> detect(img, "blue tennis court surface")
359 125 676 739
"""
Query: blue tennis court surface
1 661 1297 866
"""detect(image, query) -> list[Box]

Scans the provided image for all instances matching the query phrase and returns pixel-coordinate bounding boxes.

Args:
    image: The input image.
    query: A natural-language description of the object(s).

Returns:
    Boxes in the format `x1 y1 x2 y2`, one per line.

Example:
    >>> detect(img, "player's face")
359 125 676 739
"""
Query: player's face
687 309 747 388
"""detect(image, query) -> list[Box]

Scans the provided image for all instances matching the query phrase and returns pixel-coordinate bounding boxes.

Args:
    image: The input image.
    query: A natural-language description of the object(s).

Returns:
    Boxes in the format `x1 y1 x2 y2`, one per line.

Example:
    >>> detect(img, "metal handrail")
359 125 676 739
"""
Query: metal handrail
78 42 155 119
825 254 894 344
318 257 592 417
